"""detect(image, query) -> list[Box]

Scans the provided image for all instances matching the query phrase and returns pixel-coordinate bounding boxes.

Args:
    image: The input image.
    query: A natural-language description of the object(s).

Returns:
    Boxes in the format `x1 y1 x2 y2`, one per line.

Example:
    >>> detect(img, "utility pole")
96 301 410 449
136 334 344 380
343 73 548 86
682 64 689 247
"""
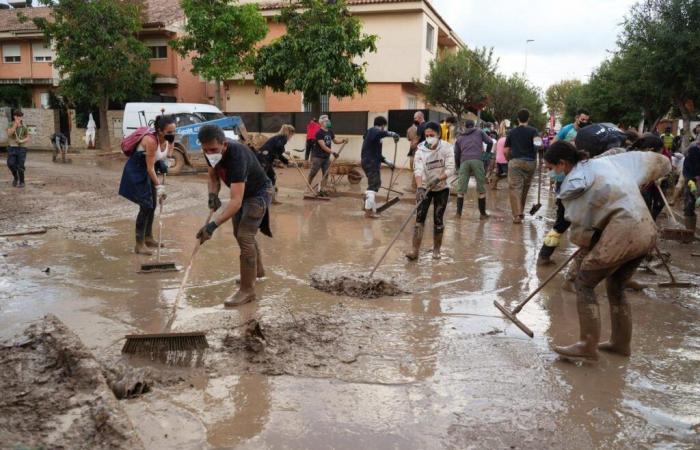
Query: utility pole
524 39 534 77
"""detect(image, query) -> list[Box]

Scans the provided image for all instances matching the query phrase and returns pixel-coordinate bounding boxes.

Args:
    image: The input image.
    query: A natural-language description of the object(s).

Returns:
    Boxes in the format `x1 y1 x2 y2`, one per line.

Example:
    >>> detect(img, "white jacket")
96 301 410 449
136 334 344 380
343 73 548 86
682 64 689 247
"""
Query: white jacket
413 139 455 191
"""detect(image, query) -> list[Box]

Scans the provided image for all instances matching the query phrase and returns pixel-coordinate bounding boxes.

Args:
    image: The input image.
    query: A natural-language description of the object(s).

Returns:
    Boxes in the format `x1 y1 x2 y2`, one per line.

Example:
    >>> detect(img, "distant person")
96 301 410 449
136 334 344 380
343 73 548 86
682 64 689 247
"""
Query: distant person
454 119 493 218
505 109 539 224
406 111 427 192
489 133 508 190
118 115 175 255
360 116 399 218
683 140 700 233
50 132 69 163
305 117 320 160
257 124 294 204
440 116 456 143
308 115 347 196
553 108 590 143
6 110 29 188
661 126 674 154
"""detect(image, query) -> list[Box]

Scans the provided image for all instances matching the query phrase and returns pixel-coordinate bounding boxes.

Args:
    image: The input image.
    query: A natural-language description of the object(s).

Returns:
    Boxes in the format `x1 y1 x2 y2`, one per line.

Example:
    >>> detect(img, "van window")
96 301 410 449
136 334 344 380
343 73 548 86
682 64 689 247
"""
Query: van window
173 113 203 127
199 112 225 122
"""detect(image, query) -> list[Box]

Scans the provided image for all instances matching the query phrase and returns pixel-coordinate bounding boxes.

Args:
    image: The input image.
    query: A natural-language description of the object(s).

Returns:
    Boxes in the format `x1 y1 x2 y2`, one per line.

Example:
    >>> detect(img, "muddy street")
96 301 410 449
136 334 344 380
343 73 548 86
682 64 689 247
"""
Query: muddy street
1 153 699 449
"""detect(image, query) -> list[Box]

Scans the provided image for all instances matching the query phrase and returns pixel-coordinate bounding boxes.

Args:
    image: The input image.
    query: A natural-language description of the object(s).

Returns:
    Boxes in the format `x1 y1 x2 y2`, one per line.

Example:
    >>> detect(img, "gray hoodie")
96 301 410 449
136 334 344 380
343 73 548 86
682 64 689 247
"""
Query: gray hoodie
454 128 493 167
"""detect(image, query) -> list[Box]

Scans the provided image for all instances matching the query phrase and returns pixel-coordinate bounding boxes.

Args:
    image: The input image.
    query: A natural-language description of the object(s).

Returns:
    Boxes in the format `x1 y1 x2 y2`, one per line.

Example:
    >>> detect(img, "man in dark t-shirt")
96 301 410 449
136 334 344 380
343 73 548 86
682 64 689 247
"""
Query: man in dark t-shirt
308 114 347 196
504 109 539 223
361 115 399 218
195 125 273 308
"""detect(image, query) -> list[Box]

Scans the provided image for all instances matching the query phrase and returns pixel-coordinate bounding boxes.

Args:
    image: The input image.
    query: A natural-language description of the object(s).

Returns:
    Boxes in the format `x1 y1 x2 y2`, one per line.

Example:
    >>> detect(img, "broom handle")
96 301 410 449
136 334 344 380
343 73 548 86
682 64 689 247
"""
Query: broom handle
653 244 677 283
512 248 581 314
292 158 318 193
386 140 399 203
164 210 214 332
157 174 165 263
369 202 420 278
537 152 542 203
319 140 348 187
656 181 681 226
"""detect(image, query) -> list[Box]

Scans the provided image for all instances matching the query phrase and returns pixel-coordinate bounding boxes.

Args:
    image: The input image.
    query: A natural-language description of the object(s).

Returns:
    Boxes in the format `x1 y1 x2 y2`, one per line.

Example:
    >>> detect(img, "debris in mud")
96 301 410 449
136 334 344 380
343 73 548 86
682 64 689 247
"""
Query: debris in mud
0 314 144 450
102 363 152 400
244 319 266 353
309 264 409 298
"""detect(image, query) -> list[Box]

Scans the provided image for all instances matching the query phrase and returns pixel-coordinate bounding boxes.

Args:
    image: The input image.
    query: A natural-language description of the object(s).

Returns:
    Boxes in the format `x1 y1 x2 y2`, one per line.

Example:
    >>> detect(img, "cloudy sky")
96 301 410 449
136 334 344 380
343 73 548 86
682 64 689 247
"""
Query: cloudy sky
431 0 640 92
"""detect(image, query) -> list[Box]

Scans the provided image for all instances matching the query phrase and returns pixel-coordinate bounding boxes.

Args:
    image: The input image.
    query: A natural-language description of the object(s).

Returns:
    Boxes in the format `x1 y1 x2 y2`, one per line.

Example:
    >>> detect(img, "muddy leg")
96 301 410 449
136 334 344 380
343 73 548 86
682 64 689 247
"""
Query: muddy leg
599 256 643 356
225 197 266 307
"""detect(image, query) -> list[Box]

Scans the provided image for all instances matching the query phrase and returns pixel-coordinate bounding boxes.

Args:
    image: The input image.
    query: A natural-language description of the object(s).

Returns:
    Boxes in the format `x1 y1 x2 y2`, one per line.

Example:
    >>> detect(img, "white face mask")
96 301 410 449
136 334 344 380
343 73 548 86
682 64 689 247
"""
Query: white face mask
205 152 222 167
425 136 438 147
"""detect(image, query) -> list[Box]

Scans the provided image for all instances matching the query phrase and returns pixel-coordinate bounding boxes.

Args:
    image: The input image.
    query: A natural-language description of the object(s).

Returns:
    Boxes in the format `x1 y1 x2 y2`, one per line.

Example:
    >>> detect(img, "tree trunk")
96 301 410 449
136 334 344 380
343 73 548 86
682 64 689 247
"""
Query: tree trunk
677 98 692 149
311 98 322 120
215 79 223 110
98 98 110 151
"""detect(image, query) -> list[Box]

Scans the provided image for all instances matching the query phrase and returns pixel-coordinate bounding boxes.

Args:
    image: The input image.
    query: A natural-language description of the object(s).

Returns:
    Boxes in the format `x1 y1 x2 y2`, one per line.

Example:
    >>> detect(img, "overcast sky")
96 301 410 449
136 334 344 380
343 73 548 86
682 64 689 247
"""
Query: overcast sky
431 0 640 93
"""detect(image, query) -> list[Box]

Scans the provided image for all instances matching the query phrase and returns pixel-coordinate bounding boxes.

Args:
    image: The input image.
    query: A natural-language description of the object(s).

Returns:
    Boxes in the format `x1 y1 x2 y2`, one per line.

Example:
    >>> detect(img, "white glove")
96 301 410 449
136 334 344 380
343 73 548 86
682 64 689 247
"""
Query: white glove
155 184 166 199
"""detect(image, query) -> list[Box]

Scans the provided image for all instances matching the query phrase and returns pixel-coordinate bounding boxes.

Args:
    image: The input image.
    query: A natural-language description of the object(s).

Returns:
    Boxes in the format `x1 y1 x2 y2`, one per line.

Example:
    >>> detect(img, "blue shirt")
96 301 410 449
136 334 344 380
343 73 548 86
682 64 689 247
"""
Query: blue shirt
556 123 577 142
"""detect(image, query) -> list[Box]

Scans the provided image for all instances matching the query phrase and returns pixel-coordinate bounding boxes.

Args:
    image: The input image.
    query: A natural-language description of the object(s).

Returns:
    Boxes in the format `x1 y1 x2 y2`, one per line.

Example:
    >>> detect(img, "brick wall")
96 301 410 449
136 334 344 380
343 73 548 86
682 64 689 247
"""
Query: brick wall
2 108 58 150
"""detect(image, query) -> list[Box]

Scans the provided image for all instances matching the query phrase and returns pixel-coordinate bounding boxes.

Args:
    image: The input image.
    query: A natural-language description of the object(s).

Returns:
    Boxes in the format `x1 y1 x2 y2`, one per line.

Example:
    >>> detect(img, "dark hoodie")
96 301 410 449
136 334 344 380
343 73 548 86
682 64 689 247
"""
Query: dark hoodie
454 127 493 167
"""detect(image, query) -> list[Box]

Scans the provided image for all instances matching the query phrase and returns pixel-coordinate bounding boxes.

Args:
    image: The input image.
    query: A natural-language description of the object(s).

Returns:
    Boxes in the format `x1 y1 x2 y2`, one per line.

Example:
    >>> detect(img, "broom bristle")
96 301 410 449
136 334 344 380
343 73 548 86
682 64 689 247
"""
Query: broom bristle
122 332 208 365
661 227 695 243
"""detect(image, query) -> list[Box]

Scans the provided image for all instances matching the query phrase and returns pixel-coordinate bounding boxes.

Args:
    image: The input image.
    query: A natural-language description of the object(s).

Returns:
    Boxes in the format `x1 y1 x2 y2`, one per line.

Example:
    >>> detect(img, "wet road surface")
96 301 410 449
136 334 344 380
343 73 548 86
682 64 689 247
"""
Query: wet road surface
1 154 699 449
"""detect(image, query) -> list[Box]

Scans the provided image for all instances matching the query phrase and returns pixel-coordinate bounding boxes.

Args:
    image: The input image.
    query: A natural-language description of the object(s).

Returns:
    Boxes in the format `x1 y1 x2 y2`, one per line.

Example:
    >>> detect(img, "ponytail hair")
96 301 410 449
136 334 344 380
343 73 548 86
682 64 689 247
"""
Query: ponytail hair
153 114 176 132
544 140 589 165
279 124 295 138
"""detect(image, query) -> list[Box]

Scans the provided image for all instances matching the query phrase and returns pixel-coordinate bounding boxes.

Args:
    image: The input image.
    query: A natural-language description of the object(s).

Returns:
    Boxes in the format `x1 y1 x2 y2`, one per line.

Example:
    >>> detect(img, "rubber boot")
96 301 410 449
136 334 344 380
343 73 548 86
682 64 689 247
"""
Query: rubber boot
599 303 632 356
685 216 697 232
17 169 25 188
10 168 18 187
144 236 164 248
478 197 489 219
405 224 424 261
553 300 600 362
432 232 443 259
537 244 556 266
134 239 152 255
456 197 464 217
225 256 257 307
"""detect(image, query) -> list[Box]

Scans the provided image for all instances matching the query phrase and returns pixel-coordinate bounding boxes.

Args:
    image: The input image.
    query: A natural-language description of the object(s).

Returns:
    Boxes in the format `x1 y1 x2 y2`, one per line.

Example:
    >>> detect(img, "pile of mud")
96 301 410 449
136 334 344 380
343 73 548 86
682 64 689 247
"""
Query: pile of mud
0 315 143 450
309 264 409 298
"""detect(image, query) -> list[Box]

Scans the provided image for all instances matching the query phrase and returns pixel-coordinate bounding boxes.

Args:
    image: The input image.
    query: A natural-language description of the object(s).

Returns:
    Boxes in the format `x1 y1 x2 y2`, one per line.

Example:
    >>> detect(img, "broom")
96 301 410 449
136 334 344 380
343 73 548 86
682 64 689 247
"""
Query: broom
291 157 330 201
657 182 694 243
654 245 694 288
122 211 212 360
140 174 178 273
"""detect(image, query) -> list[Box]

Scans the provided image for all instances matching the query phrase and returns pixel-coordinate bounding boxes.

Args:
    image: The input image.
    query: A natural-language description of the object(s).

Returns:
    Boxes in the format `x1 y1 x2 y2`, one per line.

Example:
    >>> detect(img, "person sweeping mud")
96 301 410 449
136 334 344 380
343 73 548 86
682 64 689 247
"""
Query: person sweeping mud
544 141 670 361
257 124 294 204
307 115 347 197
196 124 273 308
454 119 493 218
406 122 455 260
119 115 175 255
361 116 399 218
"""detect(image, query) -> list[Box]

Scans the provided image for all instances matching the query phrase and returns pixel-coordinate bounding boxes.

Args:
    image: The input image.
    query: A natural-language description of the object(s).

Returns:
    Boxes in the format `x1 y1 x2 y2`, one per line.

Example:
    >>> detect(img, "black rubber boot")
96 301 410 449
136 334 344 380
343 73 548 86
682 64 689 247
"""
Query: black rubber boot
10 168 18 187
17 169 25 188
432 232 443 260
478 197 489 219
537 244 557 266
456 197 464 217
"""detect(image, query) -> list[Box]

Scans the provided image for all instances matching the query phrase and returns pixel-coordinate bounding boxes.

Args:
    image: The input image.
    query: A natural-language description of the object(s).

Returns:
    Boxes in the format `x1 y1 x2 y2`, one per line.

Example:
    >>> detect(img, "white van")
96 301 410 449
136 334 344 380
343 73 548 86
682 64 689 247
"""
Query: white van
122 102 236 139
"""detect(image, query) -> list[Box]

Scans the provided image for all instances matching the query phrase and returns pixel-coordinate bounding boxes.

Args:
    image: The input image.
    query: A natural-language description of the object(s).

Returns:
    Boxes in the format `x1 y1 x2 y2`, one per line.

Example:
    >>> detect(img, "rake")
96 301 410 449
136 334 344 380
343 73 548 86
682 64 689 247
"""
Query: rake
494 249 581 338
122 211 212 362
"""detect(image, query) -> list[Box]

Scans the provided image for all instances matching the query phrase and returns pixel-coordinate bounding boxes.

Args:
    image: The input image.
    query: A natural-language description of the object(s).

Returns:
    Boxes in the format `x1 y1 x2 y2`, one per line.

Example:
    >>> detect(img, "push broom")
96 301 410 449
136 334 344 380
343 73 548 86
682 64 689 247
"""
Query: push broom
654 245 694 288
122 211 212 361
140 174 178 273
657 182 695 243
291 158 330 201
494 249 581 338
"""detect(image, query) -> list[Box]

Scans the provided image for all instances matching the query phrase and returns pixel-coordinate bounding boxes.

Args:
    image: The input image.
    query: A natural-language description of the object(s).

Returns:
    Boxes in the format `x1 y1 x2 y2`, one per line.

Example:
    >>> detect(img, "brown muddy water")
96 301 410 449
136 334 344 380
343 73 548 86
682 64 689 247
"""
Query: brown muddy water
1 154 699 449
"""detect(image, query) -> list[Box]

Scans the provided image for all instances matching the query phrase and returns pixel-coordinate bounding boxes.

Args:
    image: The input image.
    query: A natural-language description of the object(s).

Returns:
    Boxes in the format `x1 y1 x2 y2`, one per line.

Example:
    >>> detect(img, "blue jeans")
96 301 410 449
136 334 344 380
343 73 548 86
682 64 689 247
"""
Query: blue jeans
7 146 27 182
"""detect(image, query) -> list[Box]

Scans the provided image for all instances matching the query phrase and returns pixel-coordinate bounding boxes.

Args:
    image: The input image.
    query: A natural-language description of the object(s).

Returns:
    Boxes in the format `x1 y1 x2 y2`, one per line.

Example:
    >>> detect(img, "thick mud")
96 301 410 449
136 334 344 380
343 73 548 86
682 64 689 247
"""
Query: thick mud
0 314 143 449
309 263 408 298
1 153 699 449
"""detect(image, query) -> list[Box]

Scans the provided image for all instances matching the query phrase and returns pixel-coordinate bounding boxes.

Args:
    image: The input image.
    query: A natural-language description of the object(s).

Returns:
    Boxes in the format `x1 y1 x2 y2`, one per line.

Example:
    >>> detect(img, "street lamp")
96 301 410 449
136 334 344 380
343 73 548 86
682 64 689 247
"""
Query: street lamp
524 39 535 77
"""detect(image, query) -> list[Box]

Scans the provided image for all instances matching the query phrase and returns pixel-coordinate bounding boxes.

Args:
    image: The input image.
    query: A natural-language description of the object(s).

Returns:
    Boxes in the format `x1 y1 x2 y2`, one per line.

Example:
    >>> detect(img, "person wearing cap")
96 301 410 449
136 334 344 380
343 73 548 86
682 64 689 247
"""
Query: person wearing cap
406 121 455 260
454 119 493 218
308 115 347 196
361 115 399 218
6 110 29 188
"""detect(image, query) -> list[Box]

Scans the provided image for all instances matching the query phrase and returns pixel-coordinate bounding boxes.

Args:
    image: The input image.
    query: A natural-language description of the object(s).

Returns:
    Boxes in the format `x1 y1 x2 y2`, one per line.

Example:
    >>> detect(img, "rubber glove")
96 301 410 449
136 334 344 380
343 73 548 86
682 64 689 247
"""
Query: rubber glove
544 230 561 247
689 180 698 194
208 192 222 211
416 187 428 203
196 221 218 244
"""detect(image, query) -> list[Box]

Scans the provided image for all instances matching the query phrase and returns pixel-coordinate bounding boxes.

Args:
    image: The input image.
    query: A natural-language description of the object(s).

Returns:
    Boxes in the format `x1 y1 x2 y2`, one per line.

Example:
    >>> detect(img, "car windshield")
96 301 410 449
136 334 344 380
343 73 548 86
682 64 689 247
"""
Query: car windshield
173 113 204 127
199 112 225 122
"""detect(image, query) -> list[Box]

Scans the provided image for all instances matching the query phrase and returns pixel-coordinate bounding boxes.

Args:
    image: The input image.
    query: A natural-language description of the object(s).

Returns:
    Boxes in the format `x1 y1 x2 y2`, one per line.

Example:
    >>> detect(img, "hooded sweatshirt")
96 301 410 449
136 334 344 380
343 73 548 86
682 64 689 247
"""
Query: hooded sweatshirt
413 139 455 191
454 128 493 167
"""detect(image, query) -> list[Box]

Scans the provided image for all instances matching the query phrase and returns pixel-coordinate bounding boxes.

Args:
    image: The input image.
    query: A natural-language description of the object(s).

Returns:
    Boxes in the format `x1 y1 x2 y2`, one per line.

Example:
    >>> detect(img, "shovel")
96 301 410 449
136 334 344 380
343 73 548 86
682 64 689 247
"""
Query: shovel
654 245 694 288
529 154 543 216
494 249 581 338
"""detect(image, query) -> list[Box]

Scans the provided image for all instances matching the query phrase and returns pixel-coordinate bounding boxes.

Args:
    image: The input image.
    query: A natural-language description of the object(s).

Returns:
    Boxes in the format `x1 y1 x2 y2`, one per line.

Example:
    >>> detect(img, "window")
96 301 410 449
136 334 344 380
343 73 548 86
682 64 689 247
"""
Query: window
32 42 53 62
303 94 330 113
149 46 167 59
40 92 50 109
3 44 20 63
426 23 435 53
407 96 417 109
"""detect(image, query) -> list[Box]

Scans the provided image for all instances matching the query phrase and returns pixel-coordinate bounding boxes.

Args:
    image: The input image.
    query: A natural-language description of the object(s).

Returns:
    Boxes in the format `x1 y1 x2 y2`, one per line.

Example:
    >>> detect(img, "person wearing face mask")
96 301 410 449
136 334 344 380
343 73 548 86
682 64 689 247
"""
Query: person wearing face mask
119 115 176 255
553 108 591 144
406 122 455 260
361 116 399 218
544 141 670 361
406 111 427 192
196 125 273 308
257 124 295 204
308 114 348 196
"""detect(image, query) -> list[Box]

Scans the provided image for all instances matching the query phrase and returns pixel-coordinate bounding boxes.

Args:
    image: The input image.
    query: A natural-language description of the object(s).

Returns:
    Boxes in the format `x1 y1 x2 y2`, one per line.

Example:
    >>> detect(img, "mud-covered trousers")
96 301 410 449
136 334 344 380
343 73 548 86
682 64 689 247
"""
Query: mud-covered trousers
135 186 156 241
232 187 272 269
415 188 449 234
684 186 697 218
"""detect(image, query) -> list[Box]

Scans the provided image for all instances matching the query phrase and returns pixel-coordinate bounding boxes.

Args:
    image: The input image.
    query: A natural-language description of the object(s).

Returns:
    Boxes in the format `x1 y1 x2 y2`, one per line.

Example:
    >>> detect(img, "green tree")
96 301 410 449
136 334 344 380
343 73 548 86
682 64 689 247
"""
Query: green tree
171 0 268 109
620 0 700 144
545 79 582 121
561 83 588 125
253 0 377 117
422 47 497 124
488 73 545 129
0 85 32 108
30 0 152 150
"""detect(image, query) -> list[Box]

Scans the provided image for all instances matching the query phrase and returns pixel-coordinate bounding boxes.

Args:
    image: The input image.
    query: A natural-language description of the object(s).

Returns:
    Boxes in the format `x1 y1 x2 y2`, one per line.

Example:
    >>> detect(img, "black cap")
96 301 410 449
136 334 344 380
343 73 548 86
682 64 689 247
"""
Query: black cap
464 119 475 128
425 121 441 134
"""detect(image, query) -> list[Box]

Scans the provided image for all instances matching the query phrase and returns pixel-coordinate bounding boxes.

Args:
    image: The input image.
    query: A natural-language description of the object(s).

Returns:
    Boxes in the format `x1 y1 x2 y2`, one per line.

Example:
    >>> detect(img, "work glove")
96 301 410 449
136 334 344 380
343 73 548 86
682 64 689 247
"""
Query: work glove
196 221 218 244
208 192 222 211
385 161 396 170
427 177 441 189
544 230 561 248
155 184 166 201
689 180 698 194
332 152 340 159
389 132 400 143
416 187 428 203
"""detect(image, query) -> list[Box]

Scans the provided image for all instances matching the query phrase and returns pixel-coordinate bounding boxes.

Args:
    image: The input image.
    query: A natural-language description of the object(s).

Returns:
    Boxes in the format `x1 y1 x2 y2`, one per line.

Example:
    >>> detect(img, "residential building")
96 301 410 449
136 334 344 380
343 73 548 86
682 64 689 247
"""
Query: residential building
227 0 464 114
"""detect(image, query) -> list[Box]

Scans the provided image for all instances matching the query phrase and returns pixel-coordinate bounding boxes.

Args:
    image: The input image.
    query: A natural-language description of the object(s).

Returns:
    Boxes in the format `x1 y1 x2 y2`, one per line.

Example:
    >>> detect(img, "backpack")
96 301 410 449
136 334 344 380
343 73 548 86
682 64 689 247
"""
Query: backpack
121 126 155 157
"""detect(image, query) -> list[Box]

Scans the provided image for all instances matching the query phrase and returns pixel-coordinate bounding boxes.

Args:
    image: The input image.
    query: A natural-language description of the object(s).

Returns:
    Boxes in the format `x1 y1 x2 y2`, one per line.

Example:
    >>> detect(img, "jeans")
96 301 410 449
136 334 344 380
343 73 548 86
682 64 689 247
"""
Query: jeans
233 189 271 268
308 156 330 189
7 146 27 182
362 162 381 192
305 139 315 160
416 188 449 234
135 185 156 241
